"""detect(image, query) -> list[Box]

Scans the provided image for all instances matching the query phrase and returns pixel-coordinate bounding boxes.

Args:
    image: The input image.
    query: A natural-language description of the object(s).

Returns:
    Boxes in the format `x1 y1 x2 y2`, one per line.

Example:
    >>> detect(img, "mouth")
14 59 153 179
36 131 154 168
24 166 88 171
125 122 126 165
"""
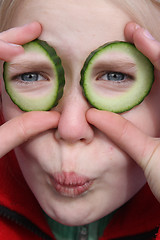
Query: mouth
50 171 93 198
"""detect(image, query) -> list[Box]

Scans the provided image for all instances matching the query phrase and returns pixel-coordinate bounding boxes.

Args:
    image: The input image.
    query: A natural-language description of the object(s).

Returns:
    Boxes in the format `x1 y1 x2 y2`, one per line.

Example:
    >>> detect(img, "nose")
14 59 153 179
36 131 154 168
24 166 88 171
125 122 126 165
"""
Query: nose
54 90 94 144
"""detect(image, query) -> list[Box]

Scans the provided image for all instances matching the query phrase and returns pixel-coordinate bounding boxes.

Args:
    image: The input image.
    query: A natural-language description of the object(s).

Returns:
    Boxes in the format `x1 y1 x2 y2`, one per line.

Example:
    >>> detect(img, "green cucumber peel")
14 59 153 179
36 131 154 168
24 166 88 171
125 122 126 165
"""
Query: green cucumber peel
3 39 65 111
80 41 154 113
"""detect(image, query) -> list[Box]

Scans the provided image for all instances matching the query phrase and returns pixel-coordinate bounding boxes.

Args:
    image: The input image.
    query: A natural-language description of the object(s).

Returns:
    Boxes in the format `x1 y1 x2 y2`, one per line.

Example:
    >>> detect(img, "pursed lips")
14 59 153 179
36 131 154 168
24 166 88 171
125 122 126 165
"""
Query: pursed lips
49 171 94 197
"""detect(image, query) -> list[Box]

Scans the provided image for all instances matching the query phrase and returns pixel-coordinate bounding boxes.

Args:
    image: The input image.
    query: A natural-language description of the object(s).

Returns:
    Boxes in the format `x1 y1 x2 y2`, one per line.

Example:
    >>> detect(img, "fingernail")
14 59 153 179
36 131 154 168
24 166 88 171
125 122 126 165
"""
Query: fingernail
8 43 21 47
135 24 140 30
143 29 155 40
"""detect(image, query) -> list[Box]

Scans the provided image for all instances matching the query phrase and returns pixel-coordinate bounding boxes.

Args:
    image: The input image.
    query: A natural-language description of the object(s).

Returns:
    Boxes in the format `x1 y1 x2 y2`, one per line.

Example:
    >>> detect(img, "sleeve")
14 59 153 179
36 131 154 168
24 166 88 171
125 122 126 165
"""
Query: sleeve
156 227 160 239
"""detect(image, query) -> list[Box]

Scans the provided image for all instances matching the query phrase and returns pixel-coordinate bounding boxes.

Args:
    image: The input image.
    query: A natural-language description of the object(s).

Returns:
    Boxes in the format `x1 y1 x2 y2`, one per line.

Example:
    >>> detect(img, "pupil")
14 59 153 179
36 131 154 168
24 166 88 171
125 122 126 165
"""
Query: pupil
21 73 38 81
108 72 124 81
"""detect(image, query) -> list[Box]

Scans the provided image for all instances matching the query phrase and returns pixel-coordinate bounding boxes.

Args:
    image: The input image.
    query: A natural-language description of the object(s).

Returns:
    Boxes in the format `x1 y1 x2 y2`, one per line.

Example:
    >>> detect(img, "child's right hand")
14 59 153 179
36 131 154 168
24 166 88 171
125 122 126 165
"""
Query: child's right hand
0 22 60 158
0 21 42 61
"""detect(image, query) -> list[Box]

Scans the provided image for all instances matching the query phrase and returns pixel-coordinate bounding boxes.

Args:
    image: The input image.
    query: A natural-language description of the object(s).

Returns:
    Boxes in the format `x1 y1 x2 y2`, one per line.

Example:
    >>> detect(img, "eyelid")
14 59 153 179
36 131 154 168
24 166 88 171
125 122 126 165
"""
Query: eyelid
92 63 136 76
9 66 54 75
8 61 55 78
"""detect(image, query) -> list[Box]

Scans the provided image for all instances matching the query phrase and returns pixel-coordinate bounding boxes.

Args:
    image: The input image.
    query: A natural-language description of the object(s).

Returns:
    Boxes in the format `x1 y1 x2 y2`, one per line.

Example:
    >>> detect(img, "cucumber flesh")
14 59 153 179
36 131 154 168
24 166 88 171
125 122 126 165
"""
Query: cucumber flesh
3 39 65 111
80 41 154 113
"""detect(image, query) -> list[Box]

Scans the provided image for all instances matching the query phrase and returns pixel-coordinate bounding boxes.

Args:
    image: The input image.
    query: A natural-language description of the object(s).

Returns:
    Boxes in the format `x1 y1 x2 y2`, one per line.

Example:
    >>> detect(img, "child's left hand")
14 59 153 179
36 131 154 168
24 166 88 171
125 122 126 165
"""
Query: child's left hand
86 22 160 202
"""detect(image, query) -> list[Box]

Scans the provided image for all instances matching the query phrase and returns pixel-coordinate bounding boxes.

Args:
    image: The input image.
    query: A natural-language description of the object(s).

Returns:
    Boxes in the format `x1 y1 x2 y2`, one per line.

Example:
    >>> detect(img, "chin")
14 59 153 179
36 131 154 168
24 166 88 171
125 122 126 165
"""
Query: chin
45 206 94 226
49 214 96 227
41 196 101 226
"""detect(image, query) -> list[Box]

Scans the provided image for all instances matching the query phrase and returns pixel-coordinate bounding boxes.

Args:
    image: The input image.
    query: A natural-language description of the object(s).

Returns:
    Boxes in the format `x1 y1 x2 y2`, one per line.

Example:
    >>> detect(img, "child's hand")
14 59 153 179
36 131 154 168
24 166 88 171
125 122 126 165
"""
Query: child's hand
86 22 160 202
0 22 60 158
87 108 160 201
0 21 42 61
0 111 60 158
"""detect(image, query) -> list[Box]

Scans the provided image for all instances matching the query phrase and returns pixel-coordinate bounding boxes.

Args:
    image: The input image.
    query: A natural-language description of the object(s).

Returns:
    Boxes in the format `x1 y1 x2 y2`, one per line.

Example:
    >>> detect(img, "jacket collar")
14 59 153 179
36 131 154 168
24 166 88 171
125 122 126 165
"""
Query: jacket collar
0 151 54 238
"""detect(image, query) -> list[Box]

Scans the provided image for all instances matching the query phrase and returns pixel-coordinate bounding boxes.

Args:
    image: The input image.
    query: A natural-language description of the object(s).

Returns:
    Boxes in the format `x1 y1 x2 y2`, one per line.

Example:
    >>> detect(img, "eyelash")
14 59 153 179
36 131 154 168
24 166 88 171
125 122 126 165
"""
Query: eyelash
10 69 134 89
11 71 49 84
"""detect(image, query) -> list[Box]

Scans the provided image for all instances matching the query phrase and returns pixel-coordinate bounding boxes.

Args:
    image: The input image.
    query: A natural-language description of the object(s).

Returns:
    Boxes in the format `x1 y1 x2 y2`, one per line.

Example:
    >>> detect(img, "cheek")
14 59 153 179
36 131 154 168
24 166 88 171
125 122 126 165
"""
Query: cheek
1 82 23 121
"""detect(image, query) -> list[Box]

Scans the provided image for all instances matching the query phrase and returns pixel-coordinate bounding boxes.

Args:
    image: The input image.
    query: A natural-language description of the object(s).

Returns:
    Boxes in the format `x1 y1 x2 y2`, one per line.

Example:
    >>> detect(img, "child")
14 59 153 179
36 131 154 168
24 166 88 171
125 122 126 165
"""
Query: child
0 0 160 239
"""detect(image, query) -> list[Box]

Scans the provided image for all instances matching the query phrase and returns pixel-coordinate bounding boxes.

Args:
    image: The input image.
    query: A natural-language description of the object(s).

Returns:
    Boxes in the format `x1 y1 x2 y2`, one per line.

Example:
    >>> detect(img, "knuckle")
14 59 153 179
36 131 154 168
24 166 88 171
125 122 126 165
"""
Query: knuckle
144 139 160 175
17 115 30 142
118 118 131 142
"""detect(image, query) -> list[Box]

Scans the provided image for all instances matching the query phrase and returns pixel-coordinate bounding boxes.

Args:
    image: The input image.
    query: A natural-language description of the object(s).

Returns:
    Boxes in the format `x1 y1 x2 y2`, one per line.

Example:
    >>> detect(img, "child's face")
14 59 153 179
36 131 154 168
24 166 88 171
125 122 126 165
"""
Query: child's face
2 0 160 225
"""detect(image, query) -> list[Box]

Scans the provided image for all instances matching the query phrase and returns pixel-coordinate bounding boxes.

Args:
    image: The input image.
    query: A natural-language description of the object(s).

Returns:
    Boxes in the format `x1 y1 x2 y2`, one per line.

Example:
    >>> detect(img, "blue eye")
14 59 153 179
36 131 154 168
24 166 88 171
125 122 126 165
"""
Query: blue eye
20 72 45 82
101 72 126 81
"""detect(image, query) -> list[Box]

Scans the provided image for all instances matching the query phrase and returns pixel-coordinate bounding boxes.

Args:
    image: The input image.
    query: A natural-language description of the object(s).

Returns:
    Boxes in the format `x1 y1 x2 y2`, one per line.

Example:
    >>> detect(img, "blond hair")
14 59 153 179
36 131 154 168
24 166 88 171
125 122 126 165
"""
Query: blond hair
0 0 160 39
0 0 21 31
115 0 160 39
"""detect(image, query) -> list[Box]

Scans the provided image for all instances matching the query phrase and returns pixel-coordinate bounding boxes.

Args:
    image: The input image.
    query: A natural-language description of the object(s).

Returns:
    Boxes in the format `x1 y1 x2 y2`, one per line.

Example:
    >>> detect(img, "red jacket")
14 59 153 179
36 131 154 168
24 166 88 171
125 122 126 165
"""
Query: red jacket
0 151 160 240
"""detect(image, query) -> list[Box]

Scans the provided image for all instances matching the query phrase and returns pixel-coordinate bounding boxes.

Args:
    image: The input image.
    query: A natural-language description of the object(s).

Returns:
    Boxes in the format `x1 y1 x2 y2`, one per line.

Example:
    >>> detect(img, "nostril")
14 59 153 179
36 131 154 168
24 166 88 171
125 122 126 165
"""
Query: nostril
80 138 84 141
80 138 85 143
54 127 93 144
80 137 92 144
54 130 61 141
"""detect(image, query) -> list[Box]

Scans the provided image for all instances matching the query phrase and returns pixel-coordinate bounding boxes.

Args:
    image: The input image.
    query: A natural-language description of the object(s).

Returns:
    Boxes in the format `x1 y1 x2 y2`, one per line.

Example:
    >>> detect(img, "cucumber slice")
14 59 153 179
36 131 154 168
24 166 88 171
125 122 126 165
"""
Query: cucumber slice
80 41 154 113
3 39 65 111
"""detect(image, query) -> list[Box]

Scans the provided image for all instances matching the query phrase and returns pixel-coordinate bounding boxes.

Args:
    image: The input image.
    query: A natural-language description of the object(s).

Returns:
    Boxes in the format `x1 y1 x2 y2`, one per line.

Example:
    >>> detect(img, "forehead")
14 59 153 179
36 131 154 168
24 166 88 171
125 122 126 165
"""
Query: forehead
13 1 131 44
11 0 132 71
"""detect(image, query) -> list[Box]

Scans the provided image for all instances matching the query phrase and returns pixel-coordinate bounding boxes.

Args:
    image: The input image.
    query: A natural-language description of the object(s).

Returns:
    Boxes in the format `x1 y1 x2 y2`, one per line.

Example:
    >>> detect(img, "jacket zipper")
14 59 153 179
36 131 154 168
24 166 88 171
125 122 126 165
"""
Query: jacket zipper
77 225 88 240
0 205 53 240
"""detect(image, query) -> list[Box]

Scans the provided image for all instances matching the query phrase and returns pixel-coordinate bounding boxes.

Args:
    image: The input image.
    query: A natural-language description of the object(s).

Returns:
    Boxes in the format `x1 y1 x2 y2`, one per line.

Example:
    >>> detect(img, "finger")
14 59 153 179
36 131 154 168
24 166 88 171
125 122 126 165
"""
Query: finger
0 22 42 62
125 22 160 70
0 21 42 45
124 22 139 43
87 109 160 200
0 111 60 158
0 40 24 61
86 108 157 170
